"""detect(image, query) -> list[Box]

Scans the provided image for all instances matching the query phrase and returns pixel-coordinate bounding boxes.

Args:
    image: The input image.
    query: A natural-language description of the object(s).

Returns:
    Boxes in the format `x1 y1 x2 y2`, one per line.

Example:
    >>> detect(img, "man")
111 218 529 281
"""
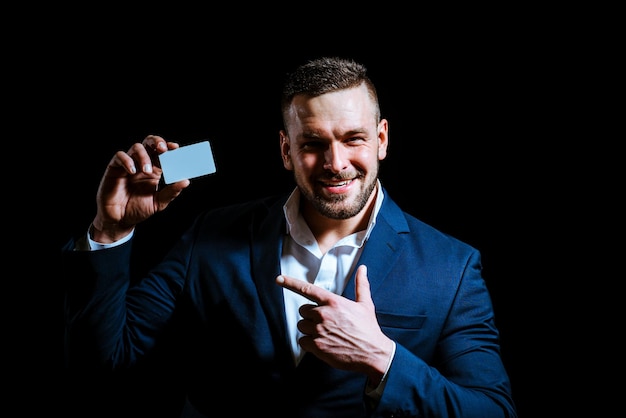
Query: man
62 57 517 417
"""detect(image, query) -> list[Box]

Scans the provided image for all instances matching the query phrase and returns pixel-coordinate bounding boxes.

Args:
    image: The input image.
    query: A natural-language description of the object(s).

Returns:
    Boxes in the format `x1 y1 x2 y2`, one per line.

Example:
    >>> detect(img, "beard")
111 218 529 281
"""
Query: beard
295 168 378 220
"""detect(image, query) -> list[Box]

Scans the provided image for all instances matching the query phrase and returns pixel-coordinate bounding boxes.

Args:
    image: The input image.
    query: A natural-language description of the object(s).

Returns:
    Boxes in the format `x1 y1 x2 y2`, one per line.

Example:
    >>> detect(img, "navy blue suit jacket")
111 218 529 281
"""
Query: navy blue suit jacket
62 190 516 418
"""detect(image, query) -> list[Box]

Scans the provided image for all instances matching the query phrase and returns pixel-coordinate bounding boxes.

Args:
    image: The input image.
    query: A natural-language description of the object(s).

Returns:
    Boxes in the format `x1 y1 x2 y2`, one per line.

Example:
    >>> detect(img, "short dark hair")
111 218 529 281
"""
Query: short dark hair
280 57 380 123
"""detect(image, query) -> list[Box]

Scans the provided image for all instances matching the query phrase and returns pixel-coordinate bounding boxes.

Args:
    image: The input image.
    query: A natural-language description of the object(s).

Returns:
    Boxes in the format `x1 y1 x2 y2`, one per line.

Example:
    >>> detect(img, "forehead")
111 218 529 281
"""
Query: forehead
287 84 376 126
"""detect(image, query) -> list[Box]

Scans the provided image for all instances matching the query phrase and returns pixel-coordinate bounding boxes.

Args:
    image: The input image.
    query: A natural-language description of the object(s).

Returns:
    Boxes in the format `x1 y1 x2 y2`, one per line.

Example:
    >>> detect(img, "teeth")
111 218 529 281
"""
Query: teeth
325 180 349 186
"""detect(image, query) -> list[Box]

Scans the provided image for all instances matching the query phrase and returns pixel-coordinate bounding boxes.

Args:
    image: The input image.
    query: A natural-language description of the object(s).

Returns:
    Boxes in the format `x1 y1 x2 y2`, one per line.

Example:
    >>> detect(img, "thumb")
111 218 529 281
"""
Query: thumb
156 180 191 210
354 264 373 306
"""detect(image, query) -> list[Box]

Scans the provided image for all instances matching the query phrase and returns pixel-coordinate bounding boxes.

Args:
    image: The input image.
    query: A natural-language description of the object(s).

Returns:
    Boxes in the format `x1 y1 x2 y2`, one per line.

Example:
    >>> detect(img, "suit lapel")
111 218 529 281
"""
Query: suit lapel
342 195 409 300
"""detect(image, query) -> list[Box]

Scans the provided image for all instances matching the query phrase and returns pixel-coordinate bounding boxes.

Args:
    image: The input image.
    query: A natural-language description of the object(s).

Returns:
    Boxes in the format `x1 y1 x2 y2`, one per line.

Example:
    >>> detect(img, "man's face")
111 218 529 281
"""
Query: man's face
280 83 388 220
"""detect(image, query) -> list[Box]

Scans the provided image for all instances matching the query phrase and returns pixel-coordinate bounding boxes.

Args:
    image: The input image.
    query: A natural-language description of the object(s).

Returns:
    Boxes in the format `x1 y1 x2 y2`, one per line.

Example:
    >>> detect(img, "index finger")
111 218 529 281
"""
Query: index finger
142 135 171 153
139 135 182 171
275 275 335 305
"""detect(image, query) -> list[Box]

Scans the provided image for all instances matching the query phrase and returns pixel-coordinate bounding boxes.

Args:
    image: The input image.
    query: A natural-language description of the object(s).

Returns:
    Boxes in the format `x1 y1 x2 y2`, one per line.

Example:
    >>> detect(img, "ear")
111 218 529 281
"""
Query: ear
377 119 389 160
279 130 293 170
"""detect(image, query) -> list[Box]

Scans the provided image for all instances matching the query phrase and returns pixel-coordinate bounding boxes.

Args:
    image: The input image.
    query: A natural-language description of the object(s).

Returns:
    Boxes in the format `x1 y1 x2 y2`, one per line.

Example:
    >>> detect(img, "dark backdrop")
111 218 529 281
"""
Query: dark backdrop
50 35 566 417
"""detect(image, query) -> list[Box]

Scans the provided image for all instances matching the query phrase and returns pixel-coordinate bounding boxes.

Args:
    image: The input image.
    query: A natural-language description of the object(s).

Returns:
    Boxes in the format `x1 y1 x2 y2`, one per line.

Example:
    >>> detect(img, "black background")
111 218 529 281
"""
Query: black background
44 16 595 416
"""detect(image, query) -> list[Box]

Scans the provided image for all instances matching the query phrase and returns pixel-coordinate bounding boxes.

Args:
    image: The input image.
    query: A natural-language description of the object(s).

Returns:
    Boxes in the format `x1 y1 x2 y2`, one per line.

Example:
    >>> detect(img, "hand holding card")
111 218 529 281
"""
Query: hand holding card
159 141 217 184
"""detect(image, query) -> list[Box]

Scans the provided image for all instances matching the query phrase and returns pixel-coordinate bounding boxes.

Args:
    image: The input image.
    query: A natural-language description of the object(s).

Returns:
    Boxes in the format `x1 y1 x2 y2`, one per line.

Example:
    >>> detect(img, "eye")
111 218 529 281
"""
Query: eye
345 136 367 145
301 141 326 151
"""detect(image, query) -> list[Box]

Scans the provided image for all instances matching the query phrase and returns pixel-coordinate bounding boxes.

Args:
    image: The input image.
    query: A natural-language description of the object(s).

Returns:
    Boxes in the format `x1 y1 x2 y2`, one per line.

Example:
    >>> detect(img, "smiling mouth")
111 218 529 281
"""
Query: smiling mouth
320 179 353 187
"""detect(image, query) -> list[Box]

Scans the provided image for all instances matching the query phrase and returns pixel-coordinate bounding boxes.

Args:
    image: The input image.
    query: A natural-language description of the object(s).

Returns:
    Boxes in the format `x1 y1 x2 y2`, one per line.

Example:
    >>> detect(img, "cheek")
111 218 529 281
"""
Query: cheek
353 148 377 166
294 153 321 170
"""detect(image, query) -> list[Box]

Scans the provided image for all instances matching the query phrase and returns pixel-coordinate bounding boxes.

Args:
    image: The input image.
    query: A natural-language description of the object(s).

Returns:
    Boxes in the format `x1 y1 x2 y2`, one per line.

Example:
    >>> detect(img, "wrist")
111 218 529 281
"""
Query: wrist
91 219 133 244
367 339 396 387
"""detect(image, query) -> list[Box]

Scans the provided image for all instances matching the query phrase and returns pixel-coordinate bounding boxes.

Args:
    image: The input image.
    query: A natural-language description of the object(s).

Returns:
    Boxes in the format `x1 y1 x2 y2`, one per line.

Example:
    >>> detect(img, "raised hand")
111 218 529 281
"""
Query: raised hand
91 135 191 243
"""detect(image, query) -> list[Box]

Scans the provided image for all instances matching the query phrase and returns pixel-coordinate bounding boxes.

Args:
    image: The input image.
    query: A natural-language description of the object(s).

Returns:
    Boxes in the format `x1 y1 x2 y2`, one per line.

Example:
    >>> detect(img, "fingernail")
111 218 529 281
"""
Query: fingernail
144 164 152 173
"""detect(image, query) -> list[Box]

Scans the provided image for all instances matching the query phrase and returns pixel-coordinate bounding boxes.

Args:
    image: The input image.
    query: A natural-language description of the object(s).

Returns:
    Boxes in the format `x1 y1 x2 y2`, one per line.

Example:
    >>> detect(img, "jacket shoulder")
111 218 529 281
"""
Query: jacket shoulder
380 191 478 254
194 194 287 230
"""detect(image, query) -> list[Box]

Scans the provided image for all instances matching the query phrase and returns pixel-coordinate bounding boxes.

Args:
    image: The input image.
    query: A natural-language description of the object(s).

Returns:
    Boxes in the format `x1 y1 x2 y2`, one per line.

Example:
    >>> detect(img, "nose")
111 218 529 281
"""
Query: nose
323 142 347 173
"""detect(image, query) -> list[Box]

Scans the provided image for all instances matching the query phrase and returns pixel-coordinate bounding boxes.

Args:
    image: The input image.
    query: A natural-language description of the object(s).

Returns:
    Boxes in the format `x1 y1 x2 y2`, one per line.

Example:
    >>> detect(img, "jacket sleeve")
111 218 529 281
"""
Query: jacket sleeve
62 234 186 370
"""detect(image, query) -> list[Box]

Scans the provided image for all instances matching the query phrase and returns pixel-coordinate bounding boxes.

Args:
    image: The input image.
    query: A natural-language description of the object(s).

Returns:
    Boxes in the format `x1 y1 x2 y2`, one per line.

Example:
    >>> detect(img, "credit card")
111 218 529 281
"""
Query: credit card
159 140 217 184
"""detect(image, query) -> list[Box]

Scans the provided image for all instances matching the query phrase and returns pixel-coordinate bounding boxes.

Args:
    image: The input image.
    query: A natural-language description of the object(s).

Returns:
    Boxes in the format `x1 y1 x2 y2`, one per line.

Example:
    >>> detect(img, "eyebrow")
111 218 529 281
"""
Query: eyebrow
300 127 368 139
